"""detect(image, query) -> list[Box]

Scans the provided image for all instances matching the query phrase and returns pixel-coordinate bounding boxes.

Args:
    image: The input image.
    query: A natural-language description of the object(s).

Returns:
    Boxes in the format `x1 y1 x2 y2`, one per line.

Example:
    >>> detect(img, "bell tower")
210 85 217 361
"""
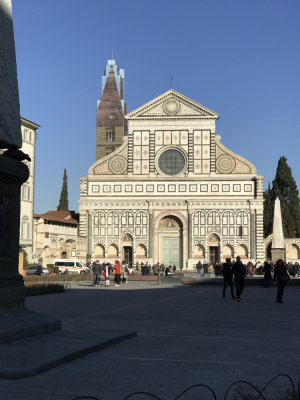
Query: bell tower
96 60 127 161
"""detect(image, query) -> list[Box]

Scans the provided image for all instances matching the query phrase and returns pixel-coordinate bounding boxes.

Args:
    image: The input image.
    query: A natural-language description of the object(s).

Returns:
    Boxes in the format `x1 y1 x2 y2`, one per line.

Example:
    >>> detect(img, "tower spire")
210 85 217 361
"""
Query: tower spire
96 59 127 161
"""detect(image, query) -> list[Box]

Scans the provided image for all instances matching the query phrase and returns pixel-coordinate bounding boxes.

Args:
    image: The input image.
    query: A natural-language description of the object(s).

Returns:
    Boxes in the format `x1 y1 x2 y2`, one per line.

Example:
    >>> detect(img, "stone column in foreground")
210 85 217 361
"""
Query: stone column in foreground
0 0 22 149
0 0 60 343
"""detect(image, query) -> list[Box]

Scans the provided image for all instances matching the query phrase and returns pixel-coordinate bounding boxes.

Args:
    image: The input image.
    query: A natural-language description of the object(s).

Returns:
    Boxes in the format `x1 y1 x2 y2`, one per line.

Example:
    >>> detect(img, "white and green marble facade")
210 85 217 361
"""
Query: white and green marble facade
79 90 264 269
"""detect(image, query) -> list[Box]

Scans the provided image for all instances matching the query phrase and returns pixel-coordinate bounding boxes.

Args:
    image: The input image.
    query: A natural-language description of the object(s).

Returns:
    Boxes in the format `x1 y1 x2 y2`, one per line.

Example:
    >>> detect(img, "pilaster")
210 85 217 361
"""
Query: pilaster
87 211 92 262
188 131 194 173
250 211 256 260
128 131 133 173
188 209 193 259
148 203 153 260
210 131 216 173
255 175 264 200
250 199 264 261
149 131 155 173
256 209 264 260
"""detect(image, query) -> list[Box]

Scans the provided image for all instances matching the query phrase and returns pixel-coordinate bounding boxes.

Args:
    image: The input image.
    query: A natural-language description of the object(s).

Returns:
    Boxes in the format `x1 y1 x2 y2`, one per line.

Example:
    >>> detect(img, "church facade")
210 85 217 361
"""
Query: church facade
79 89 264 269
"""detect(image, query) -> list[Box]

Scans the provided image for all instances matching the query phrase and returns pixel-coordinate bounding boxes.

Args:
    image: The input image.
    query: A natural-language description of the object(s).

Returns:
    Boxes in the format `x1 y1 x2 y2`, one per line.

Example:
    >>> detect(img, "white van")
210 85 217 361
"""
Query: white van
54 259 90 274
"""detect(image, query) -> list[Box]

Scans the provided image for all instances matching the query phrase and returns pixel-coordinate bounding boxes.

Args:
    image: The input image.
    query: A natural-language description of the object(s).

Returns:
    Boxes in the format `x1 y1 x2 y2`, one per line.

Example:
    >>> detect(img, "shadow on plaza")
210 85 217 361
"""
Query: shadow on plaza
24 281 297 326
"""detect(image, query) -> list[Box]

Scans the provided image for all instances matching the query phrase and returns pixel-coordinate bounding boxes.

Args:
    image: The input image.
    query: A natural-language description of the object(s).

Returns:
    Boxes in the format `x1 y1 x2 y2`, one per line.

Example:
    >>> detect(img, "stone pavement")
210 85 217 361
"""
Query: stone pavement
0 280 299 400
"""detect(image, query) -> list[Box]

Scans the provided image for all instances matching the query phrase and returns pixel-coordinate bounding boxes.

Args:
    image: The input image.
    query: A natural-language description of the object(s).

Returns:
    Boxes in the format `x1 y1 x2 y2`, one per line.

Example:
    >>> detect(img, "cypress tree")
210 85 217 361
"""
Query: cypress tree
270 157 300 238
57 169 69 211
263 182 272 237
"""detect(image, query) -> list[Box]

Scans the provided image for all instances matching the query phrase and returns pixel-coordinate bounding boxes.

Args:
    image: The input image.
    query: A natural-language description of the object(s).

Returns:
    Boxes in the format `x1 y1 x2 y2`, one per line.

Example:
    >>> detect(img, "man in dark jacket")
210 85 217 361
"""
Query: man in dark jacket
92 260 101 287
273 259 290 303
222 258 235 299
196 261 202 275
37 264 43 276
232 256 246 301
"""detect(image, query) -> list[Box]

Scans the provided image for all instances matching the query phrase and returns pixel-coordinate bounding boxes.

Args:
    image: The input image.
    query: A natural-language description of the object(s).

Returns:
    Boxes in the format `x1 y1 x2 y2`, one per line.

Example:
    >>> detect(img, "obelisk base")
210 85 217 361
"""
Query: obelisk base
0 156 61 344
271 248 286 264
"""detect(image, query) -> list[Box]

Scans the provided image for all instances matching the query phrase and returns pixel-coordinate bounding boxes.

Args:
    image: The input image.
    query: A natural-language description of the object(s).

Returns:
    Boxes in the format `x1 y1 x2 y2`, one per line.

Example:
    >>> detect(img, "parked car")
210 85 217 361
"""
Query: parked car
54 259 90 274
26 265 50 276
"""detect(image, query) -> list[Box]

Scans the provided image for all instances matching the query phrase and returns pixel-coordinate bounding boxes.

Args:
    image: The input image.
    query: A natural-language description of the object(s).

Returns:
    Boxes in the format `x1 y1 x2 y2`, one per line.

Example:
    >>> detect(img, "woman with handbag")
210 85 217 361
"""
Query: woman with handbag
273 259 290 303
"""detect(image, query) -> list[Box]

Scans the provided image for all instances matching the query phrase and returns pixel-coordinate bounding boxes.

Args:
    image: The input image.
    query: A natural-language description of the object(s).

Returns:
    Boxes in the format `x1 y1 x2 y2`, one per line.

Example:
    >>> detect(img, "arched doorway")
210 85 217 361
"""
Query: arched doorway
122 233 133 265
158 215 183 269
208 233 220 264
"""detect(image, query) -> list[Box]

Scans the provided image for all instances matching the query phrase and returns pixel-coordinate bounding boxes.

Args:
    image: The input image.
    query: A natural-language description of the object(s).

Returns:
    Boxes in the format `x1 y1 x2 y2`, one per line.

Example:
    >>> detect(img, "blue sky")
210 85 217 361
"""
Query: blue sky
13 0 300 213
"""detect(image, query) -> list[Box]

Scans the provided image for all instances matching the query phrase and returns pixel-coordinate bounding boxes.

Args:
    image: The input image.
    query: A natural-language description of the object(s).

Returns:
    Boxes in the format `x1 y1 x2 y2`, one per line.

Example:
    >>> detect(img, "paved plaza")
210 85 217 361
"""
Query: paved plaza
0 281 299 400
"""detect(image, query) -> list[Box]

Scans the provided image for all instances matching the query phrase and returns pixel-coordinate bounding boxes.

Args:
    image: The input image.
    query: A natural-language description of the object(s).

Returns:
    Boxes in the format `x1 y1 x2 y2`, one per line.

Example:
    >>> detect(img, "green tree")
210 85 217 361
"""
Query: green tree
22 249 30 269
57 168 69 211
263 182 272 237
270 157 300 238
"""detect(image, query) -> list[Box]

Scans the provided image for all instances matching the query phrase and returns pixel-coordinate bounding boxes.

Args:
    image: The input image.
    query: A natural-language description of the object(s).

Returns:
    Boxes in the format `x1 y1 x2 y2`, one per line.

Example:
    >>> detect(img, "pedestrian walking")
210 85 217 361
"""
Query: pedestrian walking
104 263 110 287
37 264 43 276
114 260 121 286
232 256 246 301
246 261 254 277
122 261 128 283
196 260 202 275
263 261 272 287
273 259 290 303
203 260 208 276
159 263 165 277
153 262 160 276
222 258 236 299
92 260 101 287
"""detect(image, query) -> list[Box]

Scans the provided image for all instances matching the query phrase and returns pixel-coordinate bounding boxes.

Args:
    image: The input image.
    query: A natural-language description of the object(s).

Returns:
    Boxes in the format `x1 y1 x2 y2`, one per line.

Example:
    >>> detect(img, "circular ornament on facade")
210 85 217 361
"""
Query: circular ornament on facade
163 99 180 115
108 156 127 175
216 154 236 174
158 148 186 176
110 112 116 120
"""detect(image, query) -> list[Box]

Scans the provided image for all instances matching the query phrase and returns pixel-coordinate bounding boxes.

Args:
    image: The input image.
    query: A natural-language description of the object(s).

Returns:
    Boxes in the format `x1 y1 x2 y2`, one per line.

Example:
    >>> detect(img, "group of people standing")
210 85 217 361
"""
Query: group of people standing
91 260 129 287
222 257 290 303
222 256 245 301
196 261 210 276
153 263 176 276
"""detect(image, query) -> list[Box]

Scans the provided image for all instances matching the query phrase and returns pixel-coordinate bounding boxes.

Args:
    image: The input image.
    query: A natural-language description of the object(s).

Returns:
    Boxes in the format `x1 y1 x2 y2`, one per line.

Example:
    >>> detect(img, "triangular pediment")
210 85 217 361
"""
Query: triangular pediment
126 89 219 120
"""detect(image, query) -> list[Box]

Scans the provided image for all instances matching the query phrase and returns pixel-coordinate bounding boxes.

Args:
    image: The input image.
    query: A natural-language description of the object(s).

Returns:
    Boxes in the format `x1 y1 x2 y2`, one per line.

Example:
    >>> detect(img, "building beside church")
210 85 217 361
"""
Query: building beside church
33 210 86 266
1 117 40 263
79 88 265 269
96 60 127 161
19 117 40 261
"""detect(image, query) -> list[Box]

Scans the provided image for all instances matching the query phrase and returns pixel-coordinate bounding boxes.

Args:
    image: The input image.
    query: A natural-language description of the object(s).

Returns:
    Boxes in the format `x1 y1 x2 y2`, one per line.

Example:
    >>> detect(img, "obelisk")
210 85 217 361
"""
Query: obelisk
0 0 60 343
271 197 286 263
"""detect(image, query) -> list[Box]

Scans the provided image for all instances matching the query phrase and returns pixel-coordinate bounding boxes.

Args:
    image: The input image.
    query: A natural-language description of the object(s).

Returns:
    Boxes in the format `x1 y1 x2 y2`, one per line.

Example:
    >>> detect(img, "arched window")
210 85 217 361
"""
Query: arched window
135 211 148 236
21 216 30 239
93 211 106 237
222 211 235 236
236 211 249 237
193 211 206 237
120 211 134 226
207 211 221 226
